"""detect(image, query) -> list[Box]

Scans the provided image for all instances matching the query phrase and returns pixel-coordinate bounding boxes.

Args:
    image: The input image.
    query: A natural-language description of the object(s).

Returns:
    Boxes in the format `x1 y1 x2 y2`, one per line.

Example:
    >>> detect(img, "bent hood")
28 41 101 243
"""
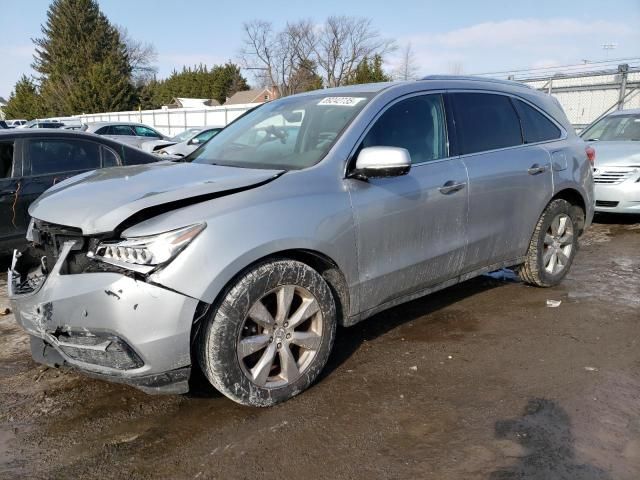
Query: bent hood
29 161 283 234
586 141 640 167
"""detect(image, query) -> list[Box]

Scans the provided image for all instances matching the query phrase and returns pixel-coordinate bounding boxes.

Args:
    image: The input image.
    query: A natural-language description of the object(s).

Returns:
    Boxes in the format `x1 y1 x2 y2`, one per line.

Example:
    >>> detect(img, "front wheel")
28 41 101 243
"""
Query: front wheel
519 199 580 287
198 259 336 406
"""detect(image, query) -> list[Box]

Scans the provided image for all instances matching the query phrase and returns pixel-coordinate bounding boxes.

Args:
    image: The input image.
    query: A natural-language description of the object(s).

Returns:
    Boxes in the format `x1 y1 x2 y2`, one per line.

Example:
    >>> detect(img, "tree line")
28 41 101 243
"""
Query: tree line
4 0 420 120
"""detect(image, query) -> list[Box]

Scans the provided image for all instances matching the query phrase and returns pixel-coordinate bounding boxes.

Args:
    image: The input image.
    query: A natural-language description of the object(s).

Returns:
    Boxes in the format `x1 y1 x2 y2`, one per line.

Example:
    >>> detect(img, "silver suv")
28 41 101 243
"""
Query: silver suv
9 77 594 406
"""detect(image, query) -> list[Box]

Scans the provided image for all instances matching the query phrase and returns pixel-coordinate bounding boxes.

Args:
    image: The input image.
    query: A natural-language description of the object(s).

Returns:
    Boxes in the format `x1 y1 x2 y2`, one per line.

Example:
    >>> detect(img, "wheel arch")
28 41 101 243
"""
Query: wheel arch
193 248 351 330
551 188 587 234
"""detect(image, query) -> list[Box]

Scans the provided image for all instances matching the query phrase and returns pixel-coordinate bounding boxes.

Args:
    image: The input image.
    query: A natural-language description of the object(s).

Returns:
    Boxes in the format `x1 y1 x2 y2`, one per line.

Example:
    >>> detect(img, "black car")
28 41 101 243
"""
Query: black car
0 130 160 254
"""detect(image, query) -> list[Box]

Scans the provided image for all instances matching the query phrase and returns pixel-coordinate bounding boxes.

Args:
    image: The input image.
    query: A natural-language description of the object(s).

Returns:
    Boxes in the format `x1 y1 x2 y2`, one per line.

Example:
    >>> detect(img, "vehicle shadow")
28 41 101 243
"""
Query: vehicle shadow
489 398 611 480
593 212 640 225
320 273 510 380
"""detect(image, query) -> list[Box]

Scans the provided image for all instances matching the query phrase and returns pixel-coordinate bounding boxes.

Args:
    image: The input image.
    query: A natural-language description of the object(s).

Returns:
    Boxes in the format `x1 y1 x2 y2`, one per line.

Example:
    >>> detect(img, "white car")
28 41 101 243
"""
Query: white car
156 126 223 157
6 119 28 128
141 127 207 154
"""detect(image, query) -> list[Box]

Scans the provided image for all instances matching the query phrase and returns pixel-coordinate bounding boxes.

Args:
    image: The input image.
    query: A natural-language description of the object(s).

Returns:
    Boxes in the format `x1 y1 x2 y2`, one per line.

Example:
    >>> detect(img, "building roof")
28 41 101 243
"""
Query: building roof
225 88 277 105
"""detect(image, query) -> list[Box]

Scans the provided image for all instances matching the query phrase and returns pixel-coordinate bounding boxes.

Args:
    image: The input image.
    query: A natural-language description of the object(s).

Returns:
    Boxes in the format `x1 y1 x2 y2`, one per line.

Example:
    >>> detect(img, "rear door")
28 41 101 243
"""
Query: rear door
448 92 554 274
348 93 469 311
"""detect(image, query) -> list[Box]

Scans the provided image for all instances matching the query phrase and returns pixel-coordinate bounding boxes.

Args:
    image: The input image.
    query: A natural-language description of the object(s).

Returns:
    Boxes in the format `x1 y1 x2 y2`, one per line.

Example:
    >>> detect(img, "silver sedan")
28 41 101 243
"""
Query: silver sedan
581 109 640 214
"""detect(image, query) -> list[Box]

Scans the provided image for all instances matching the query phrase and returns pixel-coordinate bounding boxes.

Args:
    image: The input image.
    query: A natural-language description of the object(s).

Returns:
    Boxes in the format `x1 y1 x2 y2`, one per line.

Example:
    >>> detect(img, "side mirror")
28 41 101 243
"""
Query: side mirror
351 147 411 180
189 138 201 145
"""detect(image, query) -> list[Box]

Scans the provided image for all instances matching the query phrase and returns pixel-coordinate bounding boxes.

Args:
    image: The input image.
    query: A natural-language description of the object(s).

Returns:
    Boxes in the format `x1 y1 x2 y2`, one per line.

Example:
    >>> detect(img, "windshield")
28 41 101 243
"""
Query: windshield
581 114 640 141
171 128 201 143
189 93 373 169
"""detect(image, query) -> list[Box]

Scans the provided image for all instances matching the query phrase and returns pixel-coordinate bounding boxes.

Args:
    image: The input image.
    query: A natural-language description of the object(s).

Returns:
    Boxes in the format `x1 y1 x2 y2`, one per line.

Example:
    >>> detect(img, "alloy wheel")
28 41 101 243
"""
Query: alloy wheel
237 285 324 388
543 213 574 275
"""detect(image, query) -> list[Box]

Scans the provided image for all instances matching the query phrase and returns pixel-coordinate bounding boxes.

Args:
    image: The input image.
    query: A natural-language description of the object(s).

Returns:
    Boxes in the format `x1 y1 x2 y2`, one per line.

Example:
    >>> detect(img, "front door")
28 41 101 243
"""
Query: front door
0 139 26 250
347 93 469 313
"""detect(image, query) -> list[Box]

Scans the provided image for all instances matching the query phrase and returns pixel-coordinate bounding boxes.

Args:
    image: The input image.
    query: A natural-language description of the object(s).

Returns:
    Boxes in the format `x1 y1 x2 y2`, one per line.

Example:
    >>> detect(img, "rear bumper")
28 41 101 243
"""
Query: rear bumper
8 243 200 394
594 181 640 214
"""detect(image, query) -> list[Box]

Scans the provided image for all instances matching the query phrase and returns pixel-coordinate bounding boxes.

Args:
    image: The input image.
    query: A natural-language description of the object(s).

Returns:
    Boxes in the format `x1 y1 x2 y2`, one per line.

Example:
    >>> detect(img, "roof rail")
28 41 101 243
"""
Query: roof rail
419 75 532 89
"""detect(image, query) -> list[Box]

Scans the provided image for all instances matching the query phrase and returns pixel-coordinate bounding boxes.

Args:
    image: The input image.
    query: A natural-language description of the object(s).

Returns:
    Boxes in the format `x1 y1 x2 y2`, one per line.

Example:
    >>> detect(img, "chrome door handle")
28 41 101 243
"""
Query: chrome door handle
528 164 548 175
438 181 467 194
0 189 17 196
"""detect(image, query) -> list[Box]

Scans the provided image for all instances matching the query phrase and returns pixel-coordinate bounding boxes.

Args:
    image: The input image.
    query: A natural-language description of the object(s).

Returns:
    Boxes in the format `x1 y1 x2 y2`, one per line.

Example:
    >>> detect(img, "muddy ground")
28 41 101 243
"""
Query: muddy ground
0 215 638 480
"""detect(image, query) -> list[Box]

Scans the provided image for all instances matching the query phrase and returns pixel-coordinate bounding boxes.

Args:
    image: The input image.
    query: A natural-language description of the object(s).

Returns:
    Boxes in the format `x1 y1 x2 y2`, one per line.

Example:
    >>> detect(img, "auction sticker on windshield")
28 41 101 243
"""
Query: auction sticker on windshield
317 97 366 107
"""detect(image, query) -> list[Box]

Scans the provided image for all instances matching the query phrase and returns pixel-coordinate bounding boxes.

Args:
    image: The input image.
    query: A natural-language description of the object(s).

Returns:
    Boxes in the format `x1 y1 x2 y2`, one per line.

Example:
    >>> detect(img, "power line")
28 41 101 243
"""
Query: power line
471 56 640 77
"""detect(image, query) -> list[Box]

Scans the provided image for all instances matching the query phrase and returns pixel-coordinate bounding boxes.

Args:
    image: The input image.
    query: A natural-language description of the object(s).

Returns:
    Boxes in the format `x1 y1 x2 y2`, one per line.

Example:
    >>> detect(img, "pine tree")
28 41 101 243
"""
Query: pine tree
347 54 391 85
32 0 135 115
3 76 46 120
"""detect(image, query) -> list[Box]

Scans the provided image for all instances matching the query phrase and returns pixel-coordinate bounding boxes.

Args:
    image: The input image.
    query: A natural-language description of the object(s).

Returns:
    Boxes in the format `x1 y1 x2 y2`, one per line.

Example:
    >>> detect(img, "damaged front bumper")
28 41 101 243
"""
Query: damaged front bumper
8 241 200 394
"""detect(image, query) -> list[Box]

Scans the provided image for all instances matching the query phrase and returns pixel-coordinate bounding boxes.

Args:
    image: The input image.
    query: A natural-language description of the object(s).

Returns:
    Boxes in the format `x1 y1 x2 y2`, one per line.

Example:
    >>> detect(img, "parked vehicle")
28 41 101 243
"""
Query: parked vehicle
156 126 223 157
23 121 64 129
6 119 28 128
9 77 594 406
83 121 170 149
580 108 640 214
0 130 160 255
141 127 207 154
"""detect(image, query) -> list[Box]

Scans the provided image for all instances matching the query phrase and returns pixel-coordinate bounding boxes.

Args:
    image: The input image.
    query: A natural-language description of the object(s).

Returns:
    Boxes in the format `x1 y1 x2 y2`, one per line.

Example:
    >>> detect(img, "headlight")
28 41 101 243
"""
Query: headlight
26 218 35 242
91 223 205 270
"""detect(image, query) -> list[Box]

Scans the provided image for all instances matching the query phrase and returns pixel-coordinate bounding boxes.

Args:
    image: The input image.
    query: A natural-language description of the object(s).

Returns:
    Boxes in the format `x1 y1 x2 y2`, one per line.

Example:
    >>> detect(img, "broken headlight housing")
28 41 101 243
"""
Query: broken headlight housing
90 223 205 272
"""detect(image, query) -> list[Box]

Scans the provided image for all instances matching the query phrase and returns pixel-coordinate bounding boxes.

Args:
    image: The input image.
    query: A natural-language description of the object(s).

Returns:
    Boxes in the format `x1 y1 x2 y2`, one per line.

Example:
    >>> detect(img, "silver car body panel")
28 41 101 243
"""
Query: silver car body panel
586 141 640 213
8 242 199 385
28 162 284 234
10 78 594 393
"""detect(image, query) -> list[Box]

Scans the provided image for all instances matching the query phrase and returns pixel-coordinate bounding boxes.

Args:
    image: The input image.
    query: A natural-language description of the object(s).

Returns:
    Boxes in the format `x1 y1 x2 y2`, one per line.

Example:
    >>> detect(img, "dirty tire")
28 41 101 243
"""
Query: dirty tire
519 199 580 287
199 259 336 407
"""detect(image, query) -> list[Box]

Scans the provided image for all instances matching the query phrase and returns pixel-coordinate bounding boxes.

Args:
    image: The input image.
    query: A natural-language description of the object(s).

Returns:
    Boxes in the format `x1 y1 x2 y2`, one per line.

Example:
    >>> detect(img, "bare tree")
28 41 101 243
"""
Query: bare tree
312 16 395 88
240 20 317 96
240 16 395 94
394 43 420 81
117 26 158 86
447 62 464 75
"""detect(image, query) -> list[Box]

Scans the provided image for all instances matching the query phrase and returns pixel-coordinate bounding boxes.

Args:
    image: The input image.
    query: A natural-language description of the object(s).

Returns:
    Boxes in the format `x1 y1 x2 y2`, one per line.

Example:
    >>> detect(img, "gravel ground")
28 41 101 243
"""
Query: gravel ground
0 215 638 480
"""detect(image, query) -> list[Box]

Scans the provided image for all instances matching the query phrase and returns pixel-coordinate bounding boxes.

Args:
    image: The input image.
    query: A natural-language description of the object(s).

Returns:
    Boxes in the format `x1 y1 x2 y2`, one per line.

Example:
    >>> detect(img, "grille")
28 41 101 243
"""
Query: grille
55 331 144 370
595 200 619 208
593 167 637 185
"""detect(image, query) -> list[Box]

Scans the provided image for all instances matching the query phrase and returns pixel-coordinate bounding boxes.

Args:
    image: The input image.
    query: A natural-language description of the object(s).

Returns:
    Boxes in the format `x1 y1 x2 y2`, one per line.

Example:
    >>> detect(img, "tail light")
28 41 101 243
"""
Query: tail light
585 145 596 166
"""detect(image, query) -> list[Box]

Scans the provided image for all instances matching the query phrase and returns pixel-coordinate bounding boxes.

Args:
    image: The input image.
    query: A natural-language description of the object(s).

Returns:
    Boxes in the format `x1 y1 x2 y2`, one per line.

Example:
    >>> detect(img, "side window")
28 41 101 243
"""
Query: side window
110 125 135 136
101 146 120 167
195 129 221 143
134 125 161 138
451 93 522 155
27 139 101 175
95 126 111 135
513 99 561 143
0 141 15 178
361 94 448 164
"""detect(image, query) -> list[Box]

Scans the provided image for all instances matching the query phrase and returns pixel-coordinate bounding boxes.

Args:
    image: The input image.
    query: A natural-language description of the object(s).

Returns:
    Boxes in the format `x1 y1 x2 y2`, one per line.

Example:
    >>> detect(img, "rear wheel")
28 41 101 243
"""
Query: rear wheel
519 199 580 287
198 259 336 406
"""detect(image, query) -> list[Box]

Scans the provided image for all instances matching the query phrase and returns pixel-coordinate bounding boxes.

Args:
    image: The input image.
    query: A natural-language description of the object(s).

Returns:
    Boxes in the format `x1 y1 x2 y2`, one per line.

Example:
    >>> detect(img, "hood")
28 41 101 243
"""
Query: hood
586 141 640 167
29 161 283 234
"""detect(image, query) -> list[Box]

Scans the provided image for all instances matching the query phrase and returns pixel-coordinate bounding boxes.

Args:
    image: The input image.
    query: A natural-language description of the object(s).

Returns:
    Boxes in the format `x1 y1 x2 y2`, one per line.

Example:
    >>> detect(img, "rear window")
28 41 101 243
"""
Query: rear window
513 99 561 143
451 93 523 155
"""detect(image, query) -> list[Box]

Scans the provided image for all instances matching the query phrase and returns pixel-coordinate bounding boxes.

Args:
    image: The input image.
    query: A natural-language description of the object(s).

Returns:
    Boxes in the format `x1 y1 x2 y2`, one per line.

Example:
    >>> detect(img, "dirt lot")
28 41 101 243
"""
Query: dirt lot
0 215 638 480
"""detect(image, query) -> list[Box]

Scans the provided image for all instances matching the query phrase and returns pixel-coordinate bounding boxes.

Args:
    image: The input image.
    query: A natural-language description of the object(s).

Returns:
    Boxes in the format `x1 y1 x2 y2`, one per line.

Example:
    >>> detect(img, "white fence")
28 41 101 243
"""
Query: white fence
75 103 259 136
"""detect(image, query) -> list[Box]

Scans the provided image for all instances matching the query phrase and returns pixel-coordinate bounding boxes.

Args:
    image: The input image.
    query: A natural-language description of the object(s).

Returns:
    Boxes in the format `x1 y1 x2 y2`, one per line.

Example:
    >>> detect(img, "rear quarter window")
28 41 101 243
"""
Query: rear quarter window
513 99 561 143
451 92 523 155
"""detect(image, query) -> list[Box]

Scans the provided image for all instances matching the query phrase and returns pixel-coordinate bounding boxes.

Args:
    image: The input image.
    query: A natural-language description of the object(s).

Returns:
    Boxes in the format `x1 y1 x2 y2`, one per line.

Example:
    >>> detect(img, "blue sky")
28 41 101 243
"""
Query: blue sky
1 0 639 98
